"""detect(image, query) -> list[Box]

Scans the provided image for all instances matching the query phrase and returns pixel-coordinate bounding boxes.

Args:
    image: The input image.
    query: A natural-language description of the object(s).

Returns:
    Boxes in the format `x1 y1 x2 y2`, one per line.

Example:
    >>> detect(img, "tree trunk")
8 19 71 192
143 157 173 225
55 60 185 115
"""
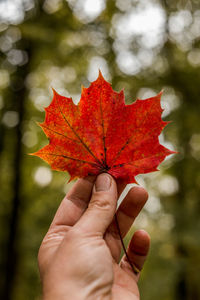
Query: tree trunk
2 39 31 300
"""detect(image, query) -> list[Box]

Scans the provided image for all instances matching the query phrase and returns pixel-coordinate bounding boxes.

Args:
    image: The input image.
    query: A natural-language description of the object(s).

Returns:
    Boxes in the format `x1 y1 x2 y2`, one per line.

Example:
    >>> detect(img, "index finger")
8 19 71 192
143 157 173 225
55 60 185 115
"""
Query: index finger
49 176 126 230
50 176 95 228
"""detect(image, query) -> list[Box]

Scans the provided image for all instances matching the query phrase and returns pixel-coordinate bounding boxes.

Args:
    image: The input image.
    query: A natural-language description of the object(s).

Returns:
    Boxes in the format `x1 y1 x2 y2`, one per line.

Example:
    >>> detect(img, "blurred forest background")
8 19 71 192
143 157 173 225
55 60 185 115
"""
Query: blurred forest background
0 0 200 299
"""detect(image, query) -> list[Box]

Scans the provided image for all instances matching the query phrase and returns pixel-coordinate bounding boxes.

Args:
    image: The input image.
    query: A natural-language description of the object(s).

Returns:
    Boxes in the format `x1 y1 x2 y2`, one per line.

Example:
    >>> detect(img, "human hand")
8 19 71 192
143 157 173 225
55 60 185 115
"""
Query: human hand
38 173 150 300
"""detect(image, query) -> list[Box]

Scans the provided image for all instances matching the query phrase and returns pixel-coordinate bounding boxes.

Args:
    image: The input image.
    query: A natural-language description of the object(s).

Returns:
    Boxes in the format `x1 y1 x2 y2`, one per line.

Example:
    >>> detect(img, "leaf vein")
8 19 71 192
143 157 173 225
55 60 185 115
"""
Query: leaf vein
99 81 107 167
40 153 100 166
41 124 81 143
110 107 159 166
56 100 102 165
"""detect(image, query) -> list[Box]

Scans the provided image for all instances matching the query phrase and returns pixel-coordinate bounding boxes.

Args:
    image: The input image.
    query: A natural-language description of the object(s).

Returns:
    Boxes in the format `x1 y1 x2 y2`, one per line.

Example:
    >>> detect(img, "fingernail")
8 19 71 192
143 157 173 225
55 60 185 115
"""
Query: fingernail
95 174 111 191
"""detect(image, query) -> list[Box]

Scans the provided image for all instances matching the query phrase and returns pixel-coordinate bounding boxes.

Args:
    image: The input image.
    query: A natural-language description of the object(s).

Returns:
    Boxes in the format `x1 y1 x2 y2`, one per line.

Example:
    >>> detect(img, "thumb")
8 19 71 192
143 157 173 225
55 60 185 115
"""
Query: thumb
75 173 118 235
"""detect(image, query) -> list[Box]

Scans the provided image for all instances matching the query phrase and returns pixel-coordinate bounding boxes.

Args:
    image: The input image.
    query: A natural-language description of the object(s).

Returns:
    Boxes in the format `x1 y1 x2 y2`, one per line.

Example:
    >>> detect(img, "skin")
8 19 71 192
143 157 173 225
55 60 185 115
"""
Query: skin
38 173 150 300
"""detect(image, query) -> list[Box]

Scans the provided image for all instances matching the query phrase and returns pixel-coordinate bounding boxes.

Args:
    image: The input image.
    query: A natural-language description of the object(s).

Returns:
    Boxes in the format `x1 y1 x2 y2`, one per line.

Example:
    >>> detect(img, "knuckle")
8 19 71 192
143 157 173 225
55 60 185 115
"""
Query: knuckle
90 193 113 211
65 227 79 240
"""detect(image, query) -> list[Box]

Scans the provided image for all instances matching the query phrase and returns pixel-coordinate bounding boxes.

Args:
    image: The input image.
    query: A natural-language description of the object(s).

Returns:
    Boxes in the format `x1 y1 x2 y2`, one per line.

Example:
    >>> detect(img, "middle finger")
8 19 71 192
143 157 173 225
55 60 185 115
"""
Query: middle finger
105 186 148 261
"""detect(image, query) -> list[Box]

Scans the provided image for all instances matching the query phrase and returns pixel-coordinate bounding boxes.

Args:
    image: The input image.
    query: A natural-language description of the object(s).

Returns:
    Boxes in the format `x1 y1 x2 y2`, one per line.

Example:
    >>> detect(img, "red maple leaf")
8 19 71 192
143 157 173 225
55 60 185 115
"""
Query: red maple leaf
32 72 175 183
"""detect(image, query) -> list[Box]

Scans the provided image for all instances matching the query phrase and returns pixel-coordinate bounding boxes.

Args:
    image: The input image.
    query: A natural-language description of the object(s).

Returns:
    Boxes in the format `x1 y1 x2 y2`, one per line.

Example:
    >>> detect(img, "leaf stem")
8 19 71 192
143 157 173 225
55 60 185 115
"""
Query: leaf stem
114 214 140 275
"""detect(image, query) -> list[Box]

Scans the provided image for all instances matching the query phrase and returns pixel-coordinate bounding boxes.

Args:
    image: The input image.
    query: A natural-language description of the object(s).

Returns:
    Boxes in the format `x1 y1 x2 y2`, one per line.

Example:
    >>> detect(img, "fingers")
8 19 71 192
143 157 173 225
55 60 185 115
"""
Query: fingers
75 173 118 235
38 177 96 273
50 176 95 228
106 187 148 261
50 176 124 229
114 187 148 238
120 230 150 280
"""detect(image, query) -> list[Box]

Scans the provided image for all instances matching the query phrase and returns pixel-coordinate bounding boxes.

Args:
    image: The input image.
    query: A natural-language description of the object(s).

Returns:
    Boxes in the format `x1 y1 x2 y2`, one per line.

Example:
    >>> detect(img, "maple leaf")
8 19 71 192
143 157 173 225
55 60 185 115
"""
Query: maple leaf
32 72 175 183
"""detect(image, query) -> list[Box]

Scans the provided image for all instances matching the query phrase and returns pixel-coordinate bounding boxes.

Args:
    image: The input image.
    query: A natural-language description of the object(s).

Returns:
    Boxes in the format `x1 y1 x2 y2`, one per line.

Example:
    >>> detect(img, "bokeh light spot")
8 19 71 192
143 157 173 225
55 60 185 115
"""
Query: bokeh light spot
2 111 19 128
33 167 52 187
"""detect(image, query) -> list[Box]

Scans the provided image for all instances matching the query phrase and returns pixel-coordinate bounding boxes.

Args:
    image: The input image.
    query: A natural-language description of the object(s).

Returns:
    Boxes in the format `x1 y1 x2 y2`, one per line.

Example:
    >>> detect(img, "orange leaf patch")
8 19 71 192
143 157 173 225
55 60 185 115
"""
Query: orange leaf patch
32 72 175 183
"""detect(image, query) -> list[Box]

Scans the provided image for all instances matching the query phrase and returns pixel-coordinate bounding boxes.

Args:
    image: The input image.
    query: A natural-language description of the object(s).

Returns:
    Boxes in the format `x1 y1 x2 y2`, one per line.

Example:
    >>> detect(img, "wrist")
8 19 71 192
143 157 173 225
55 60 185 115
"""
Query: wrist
43 290 111 300
42 282 86 300
42 280 111 300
